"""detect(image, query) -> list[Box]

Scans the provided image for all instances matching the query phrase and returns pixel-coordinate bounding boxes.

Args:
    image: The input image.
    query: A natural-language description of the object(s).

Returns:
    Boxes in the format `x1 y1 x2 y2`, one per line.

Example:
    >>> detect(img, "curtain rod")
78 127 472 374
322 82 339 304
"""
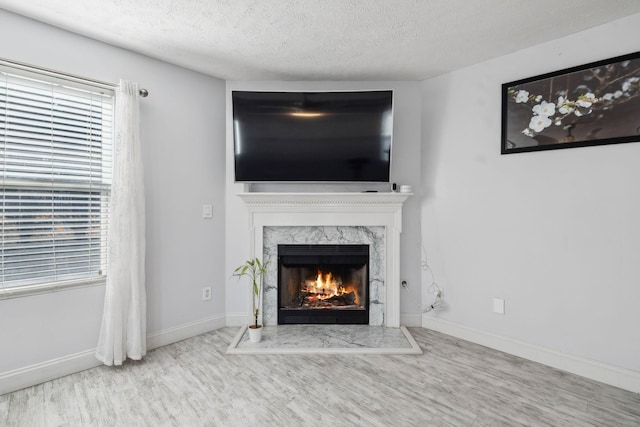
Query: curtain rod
0 57 149 97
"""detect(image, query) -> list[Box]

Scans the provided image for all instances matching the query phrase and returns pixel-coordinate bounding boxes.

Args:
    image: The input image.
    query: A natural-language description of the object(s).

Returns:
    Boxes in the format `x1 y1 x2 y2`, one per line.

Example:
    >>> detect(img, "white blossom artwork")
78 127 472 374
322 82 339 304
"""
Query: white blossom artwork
502 53 640 153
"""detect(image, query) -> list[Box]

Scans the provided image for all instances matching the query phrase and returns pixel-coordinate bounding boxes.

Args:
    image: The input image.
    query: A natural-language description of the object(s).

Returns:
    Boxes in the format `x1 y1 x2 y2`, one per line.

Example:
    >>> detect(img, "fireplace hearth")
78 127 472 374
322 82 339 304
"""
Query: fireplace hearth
278 244 369 324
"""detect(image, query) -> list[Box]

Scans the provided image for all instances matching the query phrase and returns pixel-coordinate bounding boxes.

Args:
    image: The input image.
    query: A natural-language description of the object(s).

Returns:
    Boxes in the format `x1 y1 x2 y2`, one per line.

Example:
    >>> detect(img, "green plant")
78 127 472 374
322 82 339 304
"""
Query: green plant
233 257 269 329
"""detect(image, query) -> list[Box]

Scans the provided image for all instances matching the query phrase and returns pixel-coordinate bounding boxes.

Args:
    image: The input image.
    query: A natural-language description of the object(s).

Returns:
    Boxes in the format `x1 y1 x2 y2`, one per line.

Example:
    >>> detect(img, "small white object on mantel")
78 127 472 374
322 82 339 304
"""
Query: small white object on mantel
237 192 412 328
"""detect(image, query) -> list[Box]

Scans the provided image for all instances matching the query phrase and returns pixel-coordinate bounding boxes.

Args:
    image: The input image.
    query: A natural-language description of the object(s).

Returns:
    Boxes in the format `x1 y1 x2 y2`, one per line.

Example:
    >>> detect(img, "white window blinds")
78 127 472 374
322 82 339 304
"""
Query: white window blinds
0 67 114 291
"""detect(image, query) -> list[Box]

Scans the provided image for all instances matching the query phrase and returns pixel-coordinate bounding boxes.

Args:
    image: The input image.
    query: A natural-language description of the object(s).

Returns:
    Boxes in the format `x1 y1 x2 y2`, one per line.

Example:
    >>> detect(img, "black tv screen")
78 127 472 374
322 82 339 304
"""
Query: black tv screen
232 90 393 182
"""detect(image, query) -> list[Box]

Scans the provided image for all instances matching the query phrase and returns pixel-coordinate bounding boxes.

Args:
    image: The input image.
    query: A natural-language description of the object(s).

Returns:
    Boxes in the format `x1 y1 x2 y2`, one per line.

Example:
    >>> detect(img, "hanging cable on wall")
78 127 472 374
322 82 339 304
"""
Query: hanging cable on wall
422 246 445 313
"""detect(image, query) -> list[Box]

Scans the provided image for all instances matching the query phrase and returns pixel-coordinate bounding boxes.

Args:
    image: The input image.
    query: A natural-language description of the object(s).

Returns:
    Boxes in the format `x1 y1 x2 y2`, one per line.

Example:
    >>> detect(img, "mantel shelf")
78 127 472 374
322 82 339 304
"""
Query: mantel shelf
237 192 412 206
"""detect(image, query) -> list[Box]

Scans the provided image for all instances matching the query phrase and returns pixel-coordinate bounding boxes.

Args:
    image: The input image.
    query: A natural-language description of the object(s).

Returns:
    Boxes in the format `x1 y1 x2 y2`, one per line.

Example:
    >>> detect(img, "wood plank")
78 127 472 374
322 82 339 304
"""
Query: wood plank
1 327 639 426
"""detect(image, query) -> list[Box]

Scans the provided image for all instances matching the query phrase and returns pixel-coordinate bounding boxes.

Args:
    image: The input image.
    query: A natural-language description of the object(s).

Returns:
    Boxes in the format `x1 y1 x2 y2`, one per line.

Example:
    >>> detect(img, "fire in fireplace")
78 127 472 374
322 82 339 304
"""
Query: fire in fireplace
278 244 369 324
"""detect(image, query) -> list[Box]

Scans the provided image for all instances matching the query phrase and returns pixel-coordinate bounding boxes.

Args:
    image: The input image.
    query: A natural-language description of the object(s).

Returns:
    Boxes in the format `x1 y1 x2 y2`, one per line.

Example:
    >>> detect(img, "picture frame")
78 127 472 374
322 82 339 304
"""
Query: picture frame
501 51 640 154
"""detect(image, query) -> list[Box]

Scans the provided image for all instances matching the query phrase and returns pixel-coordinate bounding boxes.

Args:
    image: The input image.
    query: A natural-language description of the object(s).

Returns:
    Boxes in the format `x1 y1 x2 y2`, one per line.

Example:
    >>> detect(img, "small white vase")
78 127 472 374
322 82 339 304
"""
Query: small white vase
248 325 262 343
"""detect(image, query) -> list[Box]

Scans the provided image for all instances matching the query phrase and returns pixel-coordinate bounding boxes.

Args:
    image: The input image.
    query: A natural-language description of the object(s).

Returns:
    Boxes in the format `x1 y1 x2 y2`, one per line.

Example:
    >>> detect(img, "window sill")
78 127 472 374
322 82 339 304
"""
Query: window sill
0 277 106 300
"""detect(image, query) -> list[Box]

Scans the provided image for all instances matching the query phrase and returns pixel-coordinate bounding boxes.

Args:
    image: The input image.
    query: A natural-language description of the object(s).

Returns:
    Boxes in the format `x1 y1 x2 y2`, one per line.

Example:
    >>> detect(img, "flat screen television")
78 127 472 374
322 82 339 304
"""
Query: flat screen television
232 90 393 182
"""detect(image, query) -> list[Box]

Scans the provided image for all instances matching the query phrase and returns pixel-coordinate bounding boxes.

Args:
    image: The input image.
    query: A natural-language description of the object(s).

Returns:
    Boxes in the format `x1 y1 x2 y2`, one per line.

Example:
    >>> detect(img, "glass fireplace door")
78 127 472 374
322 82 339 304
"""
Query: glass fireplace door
278 244 369 324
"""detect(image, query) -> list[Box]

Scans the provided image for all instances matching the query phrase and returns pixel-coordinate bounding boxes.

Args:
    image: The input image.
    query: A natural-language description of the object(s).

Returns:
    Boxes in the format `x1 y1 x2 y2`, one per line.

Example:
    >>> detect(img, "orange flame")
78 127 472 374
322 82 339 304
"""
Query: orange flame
302 269 360 306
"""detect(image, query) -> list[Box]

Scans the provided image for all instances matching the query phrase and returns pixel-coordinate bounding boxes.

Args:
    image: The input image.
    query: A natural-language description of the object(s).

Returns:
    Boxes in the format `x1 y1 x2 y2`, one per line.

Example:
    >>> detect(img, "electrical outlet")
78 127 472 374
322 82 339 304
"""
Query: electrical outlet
202 286 212 301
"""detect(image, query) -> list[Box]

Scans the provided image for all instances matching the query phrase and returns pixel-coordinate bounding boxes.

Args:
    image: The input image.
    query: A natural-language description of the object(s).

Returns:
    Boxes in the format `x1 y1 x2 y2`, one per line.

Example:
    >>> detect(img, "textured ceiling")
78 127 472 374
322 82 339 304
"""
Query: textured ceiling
1 0 639 81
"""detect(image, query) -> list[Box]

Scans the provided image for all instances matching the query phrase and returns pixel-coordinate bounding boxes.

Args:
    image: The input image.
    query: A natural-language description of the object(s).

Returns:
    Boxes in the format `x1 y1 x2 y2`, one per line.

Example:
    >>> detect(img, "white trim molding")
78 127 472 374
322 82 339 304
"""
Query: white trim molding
0 314 226 396
422 315 640 394
400 313 423 327
226 312 250 327
237 192 411 327
0 349 100 396
146 314 226 350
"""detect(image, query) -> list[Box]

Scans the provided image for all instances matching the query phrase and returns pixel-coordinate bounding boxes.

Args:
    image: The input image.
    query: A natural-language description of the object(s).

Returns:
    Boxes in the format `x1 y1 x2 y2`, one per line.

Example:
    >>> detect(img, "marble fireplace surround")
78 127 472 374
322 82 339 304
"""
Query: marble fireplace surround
264 225 385 325
237 192 411 328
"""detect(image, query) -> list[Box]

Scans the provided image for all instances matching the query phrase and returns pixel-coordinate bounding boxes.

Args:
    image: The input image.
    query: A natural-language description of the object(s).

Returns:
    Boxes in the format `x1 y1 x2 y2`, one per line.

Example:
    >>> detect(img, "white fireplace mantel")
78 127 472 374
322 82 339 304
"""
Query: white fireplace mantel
237 192 411 328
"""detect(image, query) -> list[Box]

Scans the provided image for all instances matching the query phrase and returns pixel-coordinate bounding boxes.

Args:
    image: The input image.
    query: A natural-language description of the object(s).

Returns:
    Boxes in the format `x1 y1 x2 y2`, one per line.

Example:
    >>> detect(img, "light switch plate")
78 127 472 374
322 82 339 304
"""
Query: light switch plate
202 204 213 219
493 298 505 315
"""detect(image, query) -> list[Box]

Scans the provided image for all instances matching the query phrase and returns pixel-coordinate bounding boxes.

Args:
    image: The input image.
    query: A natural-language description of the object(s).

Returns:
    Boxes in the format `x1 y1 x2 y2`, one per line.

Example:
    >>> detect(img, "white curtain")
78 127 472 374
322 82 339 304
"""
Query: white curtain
96 80 146 366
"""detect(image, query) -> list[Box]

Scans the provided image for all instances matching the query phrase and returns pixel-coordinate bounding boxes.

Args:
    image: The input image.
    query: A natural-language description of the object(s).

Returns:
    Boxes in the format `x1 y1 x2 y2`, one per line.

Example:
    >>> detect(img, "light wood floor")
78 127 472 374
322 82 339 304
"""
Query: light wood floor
1 327 639 426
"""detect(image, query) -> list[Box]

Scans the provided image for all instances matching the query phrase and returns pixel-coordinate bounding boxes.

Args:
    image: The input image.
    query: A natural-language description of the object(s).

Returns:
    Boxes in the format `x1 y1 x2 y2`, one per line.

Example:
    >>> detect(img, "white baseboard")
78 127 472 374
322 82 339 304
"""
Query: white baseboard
146 314 226 350
0 350 100 396
226 312 250 327
0 314 226 396
400 313 422 327
422 315 640 394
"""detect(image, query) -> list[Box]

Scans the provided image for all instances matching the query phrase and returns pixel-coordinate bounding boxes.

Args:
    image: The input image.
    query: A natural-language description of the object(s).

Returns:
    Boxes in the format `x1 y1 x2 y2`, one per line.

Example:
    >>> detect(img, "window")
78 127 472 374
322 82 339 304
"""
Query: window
0 65 114 296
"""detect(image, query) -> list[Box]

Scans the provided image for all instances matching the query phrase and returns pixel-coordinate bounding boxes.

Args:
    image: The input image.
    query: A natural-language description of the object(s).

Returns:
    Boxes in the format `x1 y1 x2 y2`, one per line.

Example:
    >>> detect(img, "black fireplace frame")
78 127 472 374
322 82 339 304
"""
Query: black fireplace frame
277 244 370 325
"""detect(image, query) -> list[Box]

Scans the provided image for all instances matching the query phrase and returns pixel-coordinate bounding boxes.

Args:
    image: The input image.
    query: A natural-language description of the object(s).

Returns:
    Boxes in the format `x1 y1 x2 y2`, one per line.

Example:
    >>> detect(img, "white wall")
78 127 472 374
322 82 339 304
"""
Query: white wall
421 13 640 377
224 81 423 326
0 11 227 375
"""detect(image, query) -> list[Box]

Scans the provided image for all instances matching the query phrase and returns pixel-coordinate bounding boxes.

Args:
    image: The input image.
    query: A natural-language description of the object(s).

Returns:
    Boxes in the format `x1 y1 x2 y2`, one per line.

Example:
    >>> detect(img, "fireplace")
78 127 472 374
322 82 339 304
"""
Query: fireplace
278 244 369 324
238 191 411 327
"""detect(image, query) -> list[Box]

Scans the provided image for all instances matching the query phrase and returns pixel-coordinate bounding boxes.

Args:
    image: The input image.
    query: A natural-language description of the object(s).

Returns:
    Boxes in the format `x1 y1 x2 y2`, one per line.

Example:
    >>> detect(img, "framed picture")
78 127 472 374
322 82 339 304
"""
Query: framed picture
501 51 640 154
